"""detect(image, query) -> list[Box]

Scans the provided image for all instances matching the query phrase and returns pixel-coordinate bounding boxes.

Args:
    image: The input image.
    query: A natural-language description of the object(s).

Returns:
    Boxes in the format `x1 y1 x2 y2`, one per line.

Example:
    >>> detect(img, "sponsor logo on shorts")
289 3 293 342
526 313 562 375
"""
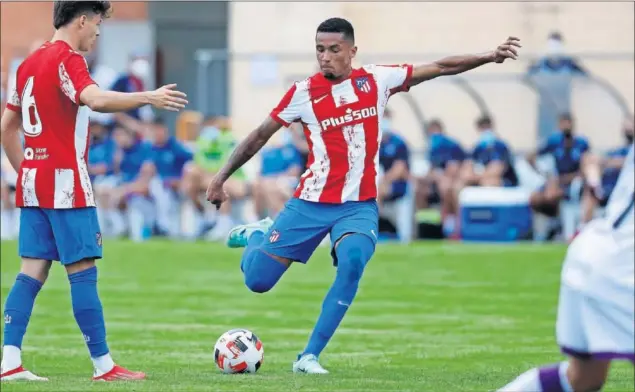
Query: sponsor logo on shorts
269 230 280 243
96 232 102 247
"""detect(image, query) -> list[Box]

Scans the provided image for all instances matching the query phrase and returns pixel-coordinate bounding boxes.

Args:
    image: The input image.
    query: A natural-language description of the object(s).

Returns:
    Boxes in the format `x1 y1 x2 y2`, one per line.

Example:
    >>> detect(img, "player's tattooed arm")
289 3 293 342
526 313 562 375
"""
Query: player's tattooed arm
206 117 282 206
409 37 521 87
0 109 24 172
217 117 282 182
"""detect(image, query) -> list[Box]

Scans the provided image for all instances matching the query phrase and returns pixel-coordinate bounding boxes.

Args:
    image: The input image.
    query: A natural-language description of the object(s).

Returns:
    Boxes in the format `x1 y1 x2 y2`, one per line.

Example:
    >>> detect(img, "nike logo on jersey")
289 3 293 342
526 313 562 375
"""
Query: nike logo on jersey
370 229 377 239
313 95 328 104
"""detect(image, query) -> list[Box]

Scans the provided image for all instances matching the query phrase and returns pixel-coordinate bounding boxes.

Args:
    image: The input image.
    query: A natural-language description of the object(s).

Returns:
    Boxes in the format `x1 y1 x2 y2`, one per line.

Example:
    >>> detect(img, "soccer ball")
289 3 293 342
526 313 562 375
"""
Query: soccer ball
213 329 264 374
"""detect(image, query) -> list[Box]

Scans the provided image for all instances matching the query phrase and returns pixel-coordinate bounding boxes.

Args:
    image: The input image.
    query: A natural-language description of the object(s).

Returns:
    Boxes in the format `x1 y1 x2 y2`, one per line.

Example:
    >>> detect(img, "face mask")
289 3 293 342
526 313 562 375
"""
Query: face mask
547 38 563 57
561 128 573 138
479 129 496 145
130 58 150 79
200 126 220 141
429 133 443 149
381 119 392 132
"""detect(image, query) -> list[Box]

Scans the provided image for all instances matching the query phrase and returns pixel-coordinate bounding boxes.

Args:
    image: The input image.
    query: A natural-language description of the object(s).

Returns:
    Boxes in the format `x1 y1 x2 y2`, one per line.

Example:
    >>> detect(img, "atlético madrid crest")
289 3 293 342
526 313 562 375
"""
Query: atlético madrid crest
355 76 371 93
269 230 280 243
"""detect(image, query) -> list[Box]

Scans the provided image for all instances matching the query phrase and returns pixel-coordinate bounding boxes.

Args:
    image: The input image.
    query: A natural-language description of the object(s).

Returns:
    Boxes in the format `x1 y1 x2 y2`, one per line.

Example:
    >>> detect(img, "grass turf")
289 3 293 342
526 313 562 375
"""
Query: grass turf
1 240 633 391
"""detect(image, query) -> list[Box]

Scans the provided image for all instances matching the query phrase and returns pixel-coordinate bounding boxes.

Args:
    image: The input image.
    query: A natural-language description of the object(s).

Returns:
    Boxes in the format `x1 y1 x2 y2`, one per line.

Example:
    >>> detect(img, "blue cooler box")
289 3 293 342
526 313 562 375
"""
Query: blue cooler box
459 186 533 242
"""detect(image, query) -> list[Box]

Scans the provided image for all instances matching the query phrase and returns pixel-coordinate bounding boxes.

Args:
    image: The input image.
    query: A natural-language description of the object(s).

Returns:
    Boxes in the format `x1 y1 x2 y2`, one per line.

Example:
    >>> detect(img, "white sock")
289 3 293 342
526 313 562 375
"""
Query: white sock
1 345 22 371
92 353 115 376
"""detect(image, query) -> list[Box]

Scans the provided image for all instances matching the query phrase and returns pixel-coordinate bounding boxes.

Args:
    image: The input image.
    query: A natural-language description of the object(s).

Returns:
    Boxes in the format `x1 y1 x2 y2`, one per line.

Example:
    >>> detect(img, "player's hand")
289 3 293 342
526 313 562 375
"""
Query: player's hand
148 84 189 112
492 36 521 63
206 176 229 210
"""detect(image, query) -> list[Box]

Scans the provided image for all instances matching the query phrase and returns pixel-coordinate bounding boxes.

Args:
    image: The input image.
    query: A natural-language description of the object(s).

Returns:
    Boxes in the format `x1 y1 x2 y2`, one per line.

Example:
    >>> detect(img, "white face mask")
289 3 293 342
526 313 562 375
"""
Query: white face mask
130 58 150 79
201 126 220 141
546 38 564 56
479 129 497 144
381 119 393 132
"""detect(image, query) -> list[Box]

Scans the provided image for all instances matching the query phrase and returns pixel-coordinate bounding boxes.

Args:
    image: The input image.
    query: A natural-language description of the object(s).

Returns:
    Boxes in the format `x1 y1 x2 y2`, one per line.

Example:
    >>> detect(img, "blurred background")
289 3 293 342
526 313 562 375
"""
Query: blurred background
1 1 634 245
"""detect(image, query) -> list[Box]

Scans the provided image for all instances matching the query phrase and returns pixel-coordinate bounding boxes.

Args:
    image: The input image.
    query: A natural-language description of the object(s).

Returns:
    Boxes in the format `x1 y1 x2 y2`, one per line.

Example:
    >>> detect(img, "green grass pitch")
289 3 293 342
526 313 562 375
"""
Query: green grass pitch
1 240 633 391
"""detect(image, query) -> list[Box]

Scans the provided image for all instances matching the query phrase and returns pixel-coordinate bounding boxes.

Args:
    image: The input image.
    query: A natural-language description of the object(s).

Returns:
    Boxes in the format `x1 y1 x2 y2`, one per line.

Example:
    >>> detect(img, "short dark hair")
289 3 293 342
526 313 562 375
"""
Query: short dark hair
53 1 112 29
316 17 355 43
150 116 165 127
548 31 563 41
427 119 444 130
476 115 493 129
559 112 573 122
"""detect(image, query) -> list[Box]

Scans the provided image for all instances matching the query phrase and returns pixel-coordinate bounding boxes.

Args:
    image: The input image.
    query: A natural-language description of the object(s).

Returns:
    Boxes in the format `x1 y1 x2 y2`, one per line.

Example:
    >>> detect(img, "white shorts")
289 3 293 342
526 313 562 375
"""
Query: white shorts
556 282 634 362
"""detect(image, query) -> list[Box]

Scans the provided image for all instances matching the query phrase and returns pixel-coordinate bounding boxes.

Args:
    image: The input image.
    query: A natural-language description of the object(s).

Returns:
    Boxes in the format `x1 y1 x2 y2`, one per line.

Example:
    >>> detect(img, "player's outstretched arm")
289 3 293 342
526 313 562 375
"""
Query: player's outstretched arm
79 84 188 113
206 117 282 206
408 37 521 87
0 108 24 172
217 117 282 182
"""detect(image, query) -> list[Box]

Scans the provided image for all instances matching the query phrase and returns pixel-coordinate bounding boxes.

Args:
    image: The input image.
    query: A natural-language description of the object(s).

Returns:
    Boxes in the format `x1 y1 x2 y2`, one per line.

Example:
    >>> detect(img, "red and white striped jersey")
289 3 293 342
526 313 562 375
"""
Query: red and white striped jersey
5 41 97 209
270 64 413 203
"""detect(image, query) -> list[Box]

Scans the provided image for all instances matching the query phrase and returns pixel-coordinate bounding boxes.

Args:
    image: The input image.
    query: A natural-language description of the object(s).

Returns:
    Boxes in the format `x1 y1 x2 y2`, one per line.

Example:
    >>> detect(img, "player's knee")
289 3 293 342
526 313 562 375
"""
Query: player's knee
20 258 53 283
339 254 364 282
181 164 199 188
335 234 374 282
244 275 274 294
243 250 287 294
65 258 97 275
479 175 502 187
182 161 198 177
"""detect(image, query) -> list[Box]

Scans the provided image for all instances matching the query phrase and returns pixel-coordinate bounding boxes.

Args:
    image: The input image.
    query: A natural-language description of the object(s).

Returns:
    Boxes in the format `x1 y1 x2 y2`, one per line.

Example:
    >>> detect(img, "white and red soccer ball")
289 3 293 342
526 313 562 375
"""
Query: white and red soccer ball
214 329 264 374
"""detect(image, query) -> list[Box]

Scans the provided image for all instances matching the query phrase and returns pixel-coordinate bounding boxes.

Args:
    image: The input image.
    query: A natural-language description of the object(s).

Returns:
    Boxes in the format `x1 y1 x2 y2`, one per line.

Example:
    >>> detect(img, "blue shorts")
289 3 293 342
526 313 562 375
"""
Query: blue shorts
260 198 379 264
19 207 103 265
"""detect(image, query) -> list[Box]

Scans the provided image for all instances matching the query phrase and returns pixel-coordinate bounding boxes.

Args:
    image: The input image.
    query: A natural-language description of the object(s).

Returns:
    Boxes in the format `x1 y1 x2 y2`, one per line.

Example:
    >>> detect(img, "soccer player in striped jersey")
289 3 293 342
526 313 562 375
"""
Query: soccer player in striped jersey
206 17 521 373
0 1 187 381
498 143 634 392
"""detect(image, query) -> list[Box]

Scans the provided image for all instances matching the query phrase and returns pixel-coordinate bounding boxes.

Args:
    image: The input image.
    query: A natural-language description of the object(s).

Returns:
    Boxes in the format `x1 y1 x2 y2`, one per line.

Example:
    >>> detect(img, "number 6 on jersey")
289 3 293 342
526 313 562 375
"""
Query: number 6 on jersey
21 76 43 137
